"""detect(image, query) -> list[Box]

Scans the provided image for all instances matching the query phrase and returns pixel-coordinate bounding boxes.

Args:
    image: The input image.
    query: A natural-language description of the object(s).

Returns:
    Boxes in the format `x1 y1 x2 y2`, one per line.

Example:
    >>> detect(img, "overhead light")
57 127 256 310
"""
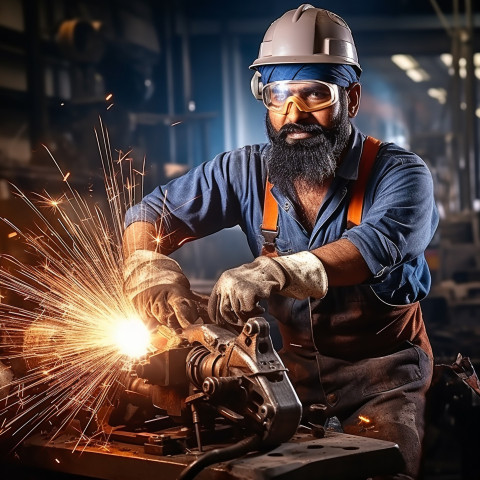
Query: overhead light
476 67 480 80
406 68 430 82
460 66 467 79
392 55 430 82
475 53 480 67
428 88 447 104
440 53 452 67
391 54 418 71
476 107 480 118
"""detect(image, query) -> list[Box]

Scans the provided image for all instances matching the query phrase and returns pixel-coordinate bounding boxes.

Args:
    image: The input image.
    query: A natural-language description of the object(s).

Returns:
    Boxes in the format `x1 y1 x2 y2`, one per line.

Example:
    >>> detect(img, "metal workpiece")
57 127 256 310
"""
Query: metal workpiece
182 322 236 354
113 318 301 451
183 318 303 446
136 347 191 387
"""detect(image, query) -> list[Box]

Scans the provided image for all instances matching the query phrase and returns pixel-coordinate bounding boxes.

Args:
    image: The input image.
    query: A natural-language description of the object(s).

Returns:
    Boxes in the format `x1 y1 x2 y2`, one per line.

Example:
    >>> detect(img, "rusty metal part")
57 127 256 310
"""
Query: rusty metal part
144 433 184 456
437 353 480 397
136 347 190 387
181 317 303 446
123 318 302 449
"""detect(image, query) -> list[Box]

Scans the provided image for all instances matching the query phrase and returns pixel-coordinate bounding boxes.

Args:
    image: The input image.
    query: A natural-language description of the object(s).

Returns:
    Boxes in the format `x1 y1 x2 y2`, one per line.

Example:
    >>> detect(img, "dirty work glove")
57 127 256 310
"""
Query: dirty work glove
124 249 206 330
208 251 328 327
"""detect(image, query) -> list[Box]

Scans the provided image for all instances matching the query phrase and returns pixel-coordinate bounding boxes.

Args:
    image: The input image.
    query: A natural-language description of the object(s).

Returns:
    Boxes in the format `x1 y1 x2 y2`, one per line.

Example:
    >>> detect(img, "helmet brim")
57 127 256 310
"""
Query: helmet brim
249 55 362 75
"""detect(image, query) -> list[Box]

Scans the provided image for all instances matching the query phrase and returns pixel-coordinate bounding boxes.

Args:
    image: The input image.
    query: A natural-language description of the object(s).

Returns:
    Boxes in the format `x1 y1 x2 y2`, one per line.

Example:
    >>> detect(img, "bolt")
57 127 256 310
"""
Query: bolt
244 320 259 337
149 434 170 444
202 377 217 395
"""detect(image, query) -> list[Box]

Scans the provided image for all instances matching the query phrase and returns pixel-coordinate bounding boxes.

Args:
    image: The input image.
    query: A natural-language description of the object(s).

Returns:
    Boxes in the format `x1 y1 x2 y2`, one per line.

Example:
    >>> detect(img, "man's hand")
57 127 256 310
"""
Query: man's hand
124 249 207 330
208 251 328 327
208 256 287 327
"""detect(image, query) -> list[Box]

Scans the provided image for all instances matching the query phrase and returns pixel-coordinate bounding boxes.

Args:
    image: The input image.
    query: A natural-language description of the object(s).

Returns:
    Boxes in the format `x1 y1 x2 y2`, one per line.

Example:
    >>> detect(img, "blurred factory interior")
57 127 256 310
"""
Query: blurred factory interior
0 0 480 478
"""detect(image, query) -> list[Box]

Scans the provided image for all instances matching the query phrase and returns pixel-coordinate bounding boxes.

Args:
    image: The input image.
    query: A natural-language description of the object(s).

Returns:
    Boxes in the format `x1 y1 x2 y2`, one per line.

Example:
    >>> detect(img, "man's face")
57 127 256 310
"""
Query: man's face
265 83 360 198
267 82 344 140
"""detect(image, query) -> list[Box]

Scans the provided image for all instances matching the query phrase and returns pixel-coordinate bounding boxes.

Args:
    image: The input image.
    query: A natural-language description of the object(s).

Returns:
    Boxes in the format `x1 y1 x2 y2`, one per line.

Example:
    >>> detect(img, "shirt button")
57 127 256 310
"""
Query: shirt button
326 393 338 405
284 202 290 211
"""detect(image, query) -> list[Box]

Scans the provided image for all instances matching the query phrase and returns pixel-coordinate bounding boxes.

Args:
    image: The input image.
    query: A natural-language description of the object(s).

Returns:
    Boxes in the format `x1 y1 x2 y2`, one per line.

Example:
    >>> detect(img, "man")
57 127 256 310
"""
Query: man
123 5 438 479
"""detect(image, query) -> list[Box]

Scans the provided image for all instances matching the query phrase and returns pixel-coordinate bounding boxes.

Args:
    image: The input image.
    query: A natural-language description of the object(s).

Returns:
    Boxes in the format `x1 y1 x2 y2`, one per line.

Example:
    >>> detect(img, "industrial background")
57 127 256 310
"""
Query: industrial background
0 0 479 479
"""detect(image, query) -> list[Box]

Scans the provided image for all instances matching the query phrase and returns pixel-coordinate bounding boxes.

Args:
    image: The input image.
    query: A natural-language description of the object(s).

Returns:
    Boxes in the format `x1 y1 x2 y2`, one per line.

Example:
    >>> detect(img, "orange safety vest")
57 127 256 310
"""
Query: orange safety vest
261 136 382 255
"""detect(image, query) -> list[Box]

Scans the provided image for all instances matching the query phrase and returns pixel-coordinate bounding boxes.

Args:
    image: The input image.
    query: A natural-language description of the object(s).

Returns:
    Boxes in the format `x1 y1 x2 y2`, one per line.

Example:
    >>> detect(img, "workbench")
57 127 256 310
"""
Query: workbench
8 429 404 480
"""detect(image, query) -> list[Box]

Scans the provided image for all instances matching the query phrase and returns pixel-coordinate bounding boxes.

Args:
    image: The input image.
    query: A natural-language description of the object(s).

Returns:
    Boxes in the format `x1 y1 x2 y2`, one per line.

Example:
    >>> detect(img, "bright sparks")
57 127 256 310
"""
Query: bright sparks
0 120 165 449
111 317 150 358
358 415 371 424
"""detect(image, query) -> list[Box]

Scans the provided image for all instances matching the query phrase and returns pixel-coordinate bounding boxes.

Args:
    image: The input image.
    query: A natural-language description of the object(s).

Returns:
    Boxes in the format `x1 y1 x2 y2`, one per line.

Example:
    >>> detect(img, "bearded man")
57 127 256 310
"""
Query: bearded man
123 5 438 480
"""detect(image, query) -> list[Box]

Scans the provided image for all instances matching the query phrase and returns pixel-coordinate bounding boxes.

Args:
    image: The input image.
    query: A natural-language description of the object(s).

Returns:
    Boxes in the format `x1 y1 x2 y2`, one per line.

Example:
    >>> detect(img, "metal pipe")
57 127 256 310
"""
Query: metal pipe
22 0 49 151
179 11 194 167
221 36 234 151
429 0 453 37
451 0 469 211
464 0 479 204
164 9 177 164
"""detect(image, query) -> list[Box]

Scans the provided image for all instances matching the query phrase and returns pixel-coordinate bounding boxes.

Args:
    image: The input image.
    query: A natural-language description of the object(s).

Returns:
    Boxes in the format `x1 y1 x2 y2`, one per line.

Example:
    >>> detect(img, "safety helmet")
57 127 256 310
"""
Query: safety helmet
250 4 361 99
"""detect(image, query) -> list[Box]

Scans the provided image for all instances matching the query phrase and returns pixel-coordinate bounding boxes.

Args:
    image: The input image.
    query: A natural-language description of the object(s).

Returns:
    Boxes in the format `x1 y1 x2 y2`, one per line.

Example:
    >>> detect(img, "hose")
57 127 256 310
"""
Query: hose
178 434 262 480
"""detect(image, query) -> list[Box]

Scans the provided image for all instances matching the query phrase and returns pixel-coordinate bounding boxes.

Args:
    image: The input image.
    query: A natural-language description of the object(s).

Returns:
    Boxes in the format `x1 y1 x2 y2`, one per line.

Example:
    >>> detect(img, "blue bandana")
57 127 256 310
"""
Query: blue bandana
257 63 360 88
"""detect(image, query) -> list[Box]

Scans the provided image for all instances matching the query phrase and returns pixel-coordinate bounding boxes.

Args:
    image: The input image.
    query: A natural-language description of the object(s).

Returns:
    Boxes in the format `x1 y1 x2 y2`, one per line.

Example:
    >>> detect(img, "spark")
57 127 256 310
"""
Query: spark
0 118 202 451
112 317 150 358
32 191 66 212
107 103 114 110
105 93 113 101
170 121 182 127
358 415 371 424
178 236 196 247
7 232 17 239
0 119 169 450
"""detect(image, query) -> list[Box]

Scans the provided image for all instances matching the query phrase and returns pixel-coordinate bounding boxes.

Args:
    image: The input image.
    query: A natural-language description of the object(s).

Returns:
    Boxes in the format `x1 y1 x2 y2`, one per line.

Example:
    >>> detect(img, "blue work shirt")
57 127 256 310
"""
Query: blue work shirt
125 124 438 307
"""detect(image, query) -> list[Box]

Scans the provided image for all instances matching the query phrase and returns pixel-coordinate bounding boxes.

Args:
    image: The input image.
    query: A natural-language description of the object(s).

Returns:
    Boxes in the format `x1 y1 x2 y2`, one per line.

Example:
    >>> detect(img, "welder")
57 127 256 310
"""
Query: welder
123 5 438 479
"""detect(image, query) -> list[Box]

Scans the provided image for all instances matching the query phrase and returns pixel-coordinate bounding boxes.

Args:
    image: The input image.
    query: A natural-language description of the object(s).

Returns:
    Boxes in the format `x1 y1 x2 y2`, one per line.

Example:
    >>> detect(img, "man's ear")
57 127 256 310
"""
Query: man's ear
347 82 361 118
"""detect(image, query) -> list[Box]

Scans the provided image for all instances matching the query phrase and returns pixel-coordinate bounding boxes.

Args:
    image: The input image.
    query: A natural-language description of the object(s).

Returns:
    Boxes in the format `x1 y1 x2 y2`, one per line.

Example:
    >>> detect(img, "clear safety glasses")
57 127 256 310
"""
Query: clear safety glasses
262 80 339 115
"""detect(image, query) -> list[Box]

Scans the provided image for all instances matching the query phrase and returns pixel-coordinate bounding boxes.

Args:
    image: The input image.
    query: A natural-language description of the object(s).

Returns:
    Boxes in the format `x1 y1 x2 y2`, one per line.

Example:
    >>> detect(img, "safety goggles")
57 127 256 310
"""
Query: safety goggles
262 80 339 114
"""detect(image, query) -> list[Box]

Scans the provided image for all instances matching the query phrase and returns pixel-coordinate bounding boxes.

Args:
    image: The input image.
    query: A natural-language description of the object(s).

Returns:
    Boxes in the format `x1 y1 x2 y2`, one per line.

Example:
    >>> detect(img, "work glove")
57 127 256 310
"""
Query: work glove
208 251 328 328
124 249 208 331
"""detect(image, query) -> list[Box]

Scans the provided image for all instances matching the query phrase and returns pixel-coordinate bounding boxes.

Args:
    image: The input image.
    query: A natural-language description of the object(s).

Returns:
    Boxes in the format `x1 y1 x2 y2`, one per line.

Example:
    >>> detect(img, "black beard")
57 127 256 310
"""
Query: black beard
265 97 351 199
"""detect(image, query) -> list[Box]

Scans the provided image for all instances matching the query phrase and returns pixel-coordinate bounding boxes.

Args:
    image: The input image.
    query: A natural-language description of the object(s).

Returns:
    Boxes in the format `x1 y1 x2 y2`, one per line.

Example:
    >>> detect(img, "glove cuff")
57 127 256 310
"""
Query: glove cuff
124 249 182 279
123 249 188 301
272 251 328 300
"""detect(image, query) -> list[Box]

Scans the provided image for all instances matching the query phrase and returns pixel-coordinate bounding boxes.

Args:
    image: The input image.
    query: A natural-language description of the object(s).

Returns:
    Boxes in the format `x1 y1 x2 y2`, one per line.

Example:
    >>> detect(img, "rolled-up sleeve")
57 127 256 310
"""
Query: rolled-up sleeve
124 146 266 253
343 154 438 281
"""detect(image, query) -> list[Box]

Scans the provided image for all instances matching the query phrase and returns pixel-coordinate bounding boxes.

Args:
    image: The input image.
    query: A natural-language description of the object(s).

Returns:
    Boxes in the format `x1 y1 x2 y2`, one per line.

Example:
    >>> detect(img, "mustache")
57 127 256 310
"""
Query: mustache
277 122 326 140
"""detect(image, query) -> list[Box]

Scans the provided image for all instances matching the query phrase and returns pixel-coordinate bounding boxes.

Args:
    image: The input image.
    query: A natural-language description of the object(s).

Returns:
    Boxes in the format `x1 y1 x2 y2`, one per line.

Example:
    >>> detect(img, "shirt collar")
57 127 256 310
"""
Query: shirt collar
335 124 364 181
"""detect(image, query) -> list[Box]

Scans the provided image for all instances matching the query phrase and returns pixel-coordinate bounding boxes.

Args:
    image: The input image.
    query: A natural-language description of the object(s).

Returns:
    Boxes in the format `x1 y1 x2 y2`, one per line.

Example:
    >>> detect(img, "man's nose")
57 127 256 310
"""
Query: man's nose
284 98 310 122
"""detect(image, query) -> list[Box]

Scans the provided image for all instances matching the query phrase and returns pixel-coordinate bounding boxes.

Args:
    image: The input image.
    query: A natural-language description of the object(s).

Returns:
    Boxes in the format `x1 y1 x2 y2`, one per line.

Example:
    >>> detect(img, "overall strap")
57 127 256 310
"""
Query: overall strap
260 178 279 256
261 135 383 254
346 135 383 229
